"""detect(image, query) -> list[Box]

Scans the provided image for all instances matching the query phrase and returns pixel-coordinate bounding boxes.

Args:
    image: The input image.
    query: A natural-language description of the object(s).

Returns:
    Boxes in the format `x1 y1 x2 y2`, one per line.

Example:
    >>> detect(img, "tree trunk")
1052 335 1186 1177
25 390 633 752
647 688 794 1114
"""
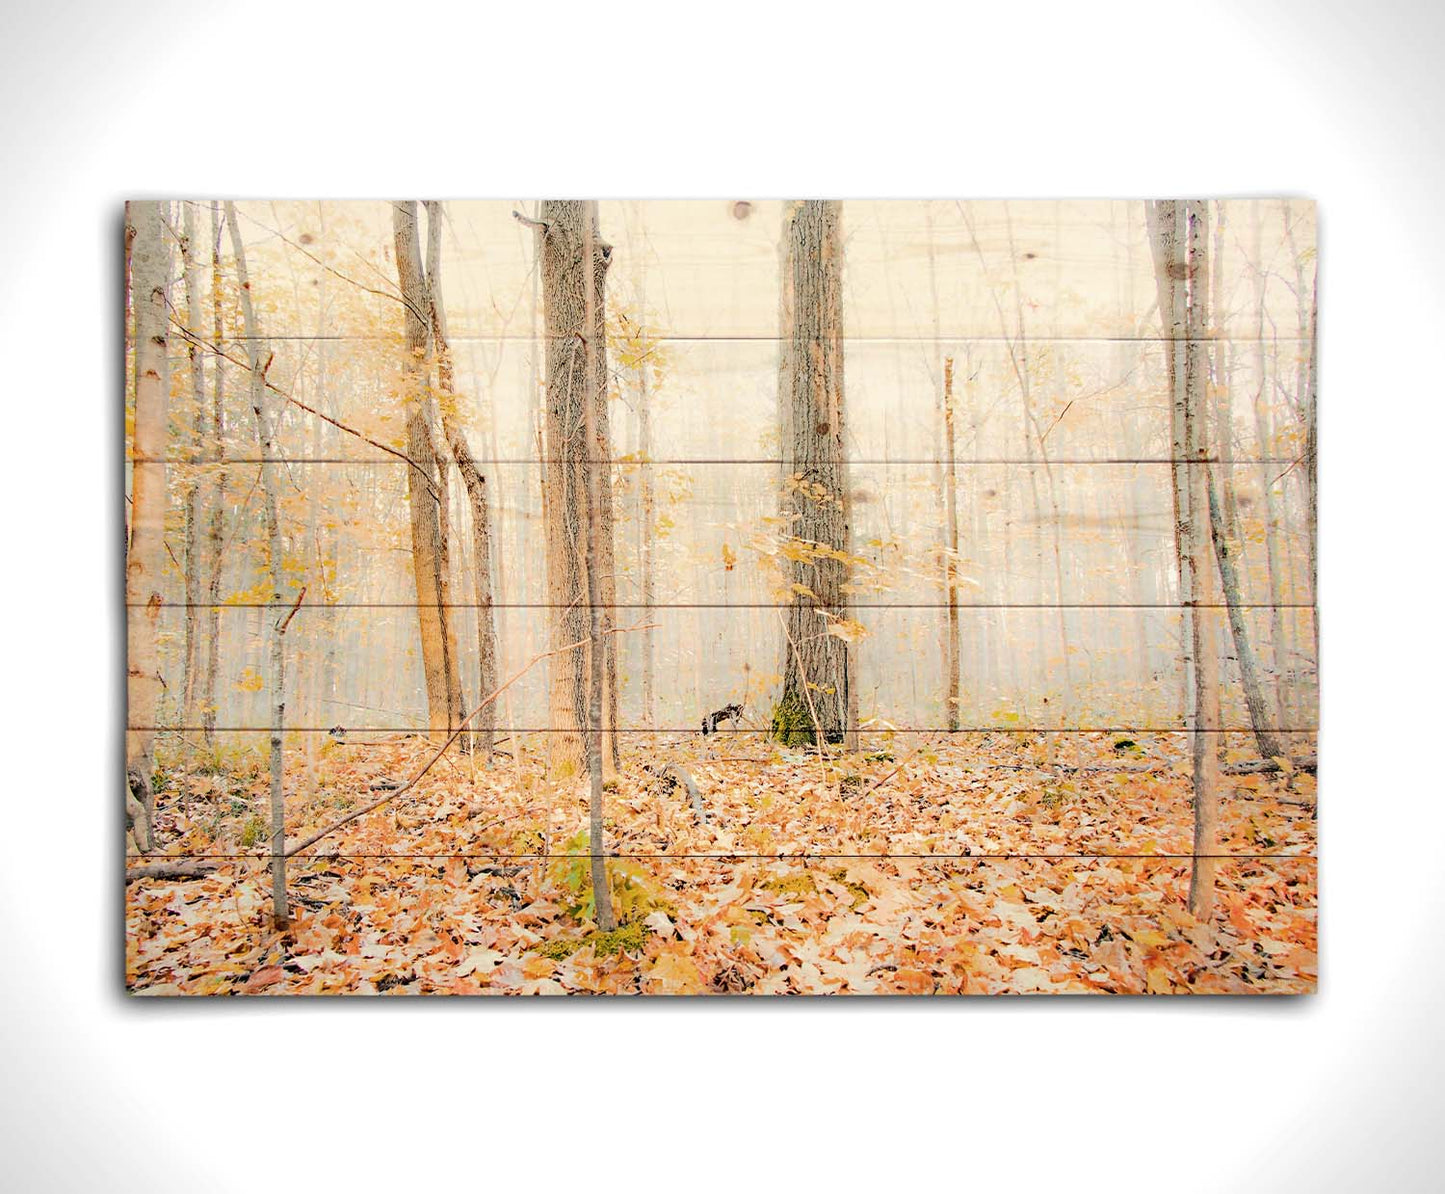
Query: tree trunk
1248 202 1289 727
776 200 852 746
1207 204 1286 762
1204 467 1284 759
580 206 616 930
1183 200 1222 919
179 203 207 733
535 200 619 778
225 202 289 927
1285 201 1320 650
125 201 170 853
1148 198 1220 919
636 339 657 728
943 357 961 731
1302 276 1319 666
423 201 500 758
392 201 464 741
201 201 227 745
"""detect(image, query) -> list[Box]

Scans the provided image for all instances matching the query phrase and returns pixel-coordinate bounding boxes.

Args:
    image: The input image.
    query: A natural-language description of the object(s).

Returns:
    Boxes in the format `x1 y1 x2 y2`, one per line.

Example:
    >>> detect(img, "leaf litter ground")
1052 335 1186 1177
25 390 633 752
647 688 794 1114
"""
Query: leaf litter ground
127 730 1317 995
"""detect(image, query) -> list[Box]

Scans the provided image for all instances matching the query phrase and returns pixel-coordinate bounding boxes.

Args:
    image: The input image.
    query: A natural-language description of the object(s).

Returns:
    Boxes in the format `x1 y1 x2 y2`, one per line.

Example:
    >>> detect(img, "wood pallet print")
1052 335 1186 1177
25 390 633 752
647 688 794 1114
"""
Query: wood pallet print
123 199 1318 996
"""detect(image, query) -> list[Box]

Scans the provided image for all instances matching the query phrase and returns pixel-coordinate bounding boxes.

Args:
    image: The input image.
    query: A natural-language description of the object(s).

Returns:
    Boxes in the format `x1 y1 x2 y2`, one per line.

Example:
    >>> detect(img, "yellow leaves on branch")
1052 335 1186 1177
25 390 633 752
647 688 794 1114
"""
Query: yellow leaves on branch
823 616 869 644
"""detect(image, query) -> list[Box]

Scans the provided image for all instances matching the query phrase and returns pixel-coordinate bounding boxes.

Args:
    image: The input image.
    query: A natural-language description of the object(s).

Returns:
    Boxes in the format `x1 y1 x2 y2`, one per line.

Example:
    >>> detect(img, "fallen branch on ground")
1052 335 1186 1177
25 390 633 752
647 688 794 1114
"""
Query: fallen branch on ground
1221 757 1318 776
861 732 942 799
126 859 222 883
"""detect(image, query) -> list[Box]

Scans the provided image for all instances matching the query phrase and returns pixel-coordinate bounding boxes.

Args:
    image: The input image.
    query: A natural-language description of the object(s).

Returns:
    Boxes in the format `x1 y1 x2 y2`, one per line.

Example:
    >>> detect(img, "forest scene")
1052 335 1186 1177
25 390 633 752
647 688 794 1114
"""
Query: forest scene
124 197 1318 996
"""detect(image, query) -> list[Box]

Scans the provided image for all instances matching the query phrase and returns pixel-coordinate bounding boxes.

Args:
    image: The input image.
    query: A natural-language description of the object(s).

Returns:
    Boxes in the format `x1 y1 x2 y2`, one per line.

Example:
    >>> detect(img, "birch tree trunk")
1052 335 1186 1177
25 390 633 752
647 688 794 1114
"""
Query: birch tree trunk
1148 198 1220 919
423 201 500 758
535 200 619 778
1183 200 1222 919
201 201 227 745
392 201 464 741
225 202 289 927
125 201 170 852
776 200 853 746
179 203 207 733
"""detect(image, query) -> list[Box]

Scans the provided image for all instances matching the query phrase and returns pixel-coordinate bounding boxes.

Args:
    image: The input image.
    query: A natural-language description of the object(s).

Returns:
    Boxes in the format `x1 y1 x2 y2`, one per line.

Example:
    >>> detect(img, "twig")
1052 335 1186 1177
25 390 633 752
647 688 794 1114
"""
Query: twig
164 317 442 502
230 205 430 328
860 731 942 799
276 586 306 634
1040 400 1075 443
283 621 656 859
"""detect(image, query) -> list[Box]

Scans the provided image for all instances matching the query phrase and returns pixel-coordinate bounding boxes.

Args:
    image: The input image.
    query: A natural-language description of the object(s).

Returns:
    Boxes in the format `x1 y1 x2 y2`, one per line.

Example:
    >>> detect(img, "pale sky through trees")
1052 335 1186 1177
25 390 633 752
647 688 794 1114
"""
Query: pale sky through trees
131 199 1317 739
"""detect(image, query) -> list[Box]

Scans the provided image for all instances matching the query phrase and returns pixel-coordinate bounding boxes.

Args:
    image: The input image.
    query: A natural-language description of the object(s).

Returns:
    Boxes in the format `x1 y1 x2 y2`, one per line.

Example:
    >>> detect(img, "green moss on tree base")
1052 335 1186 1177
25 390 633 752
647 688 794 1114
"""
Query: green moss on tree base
770 691 816 746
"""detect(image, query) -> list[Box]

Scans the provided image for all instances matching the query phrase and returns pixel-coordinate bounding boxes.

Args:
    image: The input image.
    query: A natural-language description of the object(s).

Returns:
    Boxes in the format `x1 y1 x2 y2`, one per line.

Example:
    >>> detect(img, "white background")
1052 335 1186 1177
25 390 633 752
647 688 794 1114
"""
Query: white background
1 1 1440 1189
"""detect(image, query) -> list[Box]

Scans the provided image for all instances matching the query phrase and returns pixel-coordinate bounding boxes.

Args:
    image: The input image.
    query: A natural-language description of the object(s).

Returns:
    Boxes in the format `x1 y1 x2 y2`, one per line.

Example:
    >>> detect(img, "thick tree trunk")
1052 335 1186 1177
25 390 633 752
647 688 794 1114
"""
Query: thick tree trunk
125 201 170 853
776 200 852 746
225 202 289 927
423 201 500 757
535 200 619 778
392 201 464 740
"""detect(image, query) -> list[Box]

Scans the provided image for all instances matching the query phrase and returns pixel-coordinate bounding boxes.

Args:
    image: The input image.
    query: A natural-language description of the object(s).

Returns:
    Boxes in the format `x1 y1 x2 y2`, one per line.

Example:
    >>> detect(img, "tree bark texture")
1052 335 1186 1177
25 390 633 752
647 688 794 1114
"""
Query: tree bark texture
225 202 289 927
392 201 464 739
1148 198 1221 919
536 200 619 777
777 200 853 745
125 200 169 852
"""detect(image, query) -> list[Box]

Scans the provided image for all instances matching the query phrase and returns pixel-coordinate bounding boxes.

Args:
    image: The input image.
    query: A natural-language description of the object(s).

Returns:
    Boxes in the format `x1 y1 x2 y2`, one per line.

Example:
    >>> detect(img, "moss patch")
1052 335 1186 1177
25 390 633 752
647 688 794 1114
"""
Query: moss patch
770 691 815 747
762 872 818 899
240 814 268 849
531 920 650 961
829 869 871 909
